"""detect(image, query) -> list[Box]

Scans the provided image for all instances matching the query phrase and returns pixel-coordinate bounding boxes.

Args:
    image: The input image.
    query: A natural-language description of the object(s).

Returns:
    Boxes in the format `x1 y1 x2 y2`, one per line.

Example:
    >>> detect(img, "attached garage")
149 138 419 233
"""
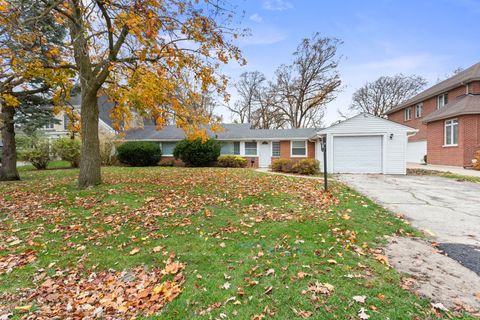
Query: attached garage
333 135 383 173
314 114 417 174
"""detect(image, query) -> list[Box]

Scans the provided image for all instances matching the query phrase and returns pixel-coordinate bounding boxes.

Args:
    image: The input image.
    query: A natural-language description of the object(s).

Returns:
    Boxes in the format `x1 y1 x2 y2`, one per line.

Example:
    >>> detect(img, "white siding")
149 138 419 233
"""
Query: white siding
318 114 415 175
407 140 427 163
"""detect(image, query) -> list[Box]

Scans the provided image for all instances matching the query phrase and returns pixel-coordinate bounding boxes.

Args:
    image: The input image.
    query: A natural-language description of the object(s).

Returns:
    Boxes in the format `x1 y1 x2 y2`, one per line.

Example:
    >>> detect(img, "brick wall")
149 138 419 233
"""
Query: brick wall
273 140 315 163
426 115 480 167
462 115 480 166
388 83 471 142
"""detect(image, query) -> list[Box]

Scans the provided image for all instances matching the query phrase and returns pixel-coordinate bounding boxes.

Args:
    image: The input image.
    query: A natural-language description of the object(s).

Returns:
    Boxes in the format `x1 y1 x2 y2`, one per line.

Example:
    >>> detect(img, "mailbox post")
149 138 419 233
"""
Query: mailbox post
320 138 328 192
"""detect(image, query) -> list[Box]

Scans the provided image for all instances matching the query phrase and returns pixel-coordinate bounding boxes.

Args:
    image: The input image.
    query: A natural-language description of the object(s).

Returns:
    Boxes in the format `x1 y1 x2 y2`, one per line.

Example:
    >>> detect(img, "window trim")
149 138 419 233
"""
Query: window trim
159 141 177 156
233 141 240 155
415 103 423 118
437 94 448 109
444 119 458 147
290 140 307 157
244 141 258 156
404 108 412 121
271 141 280 157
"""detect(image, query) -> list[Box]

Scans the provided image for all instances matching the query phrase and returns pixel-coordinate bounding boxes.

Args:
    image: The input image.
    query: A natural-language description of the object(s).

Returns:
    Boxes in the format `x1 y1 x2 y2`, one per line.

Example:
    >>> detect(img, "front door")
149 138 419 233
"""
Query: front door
259 142 271 168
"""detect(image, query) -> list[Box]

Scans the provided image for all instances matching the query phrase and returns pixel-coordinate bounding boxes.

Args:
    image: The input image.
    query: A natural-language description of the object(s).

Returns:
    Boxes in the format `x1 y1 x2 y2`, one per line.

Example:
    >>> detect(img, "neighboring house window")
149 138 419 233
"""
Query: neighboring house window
444 119 458 146
63 114 69 130
404 108 412 121
272 141 280 157
244 142 257 156
437 94 448 109
233 142 240 155
291 141 307 156
415 103 423 118
161 142 177 155
43 119 55 130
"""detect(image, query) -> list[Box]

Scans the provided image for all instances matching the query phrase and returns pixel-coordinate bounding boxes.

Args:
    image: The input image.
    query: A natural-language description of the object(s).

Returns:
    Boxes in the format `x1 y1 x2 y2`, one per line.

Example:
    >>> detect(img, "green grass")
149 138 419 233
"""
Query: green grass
18 160 71 171
407 168 480 184
0 166 473 319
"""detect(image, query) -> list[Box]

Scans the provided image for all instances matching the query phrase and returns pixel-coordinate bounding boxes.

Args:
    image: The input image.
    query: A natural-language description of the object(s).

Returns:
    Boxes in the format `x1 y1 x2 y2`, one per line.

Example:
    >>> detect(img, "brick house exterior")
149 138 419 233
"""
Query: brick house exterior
125 124 319 168
386 62 480 167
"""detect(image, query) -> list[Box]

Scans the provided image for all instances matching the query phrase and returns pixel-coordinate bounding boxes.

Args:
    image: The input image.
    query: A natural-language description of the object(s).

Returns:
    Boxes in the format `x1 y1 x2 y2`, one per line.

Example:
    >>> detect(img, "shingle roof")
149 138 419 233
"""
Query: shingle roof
123 123 318 141
422 94 480 123
386 61 480 115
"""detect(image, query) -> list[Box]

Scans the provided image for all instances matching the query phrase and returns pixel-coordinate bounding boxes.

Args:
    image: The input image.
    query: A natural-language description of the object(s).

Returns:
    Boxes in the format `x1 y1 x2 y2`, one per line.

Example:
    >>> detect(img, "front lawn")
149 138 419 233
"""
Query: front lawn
0 167 473 319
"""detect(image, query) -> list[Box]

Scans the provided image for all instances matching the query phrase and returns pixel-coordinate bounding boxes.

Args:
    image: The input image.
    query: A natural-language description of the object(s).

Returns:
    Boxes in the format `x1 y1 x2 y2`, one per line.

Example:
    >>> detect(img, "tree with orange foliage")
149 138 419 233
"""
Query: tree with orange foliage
6 0 245 187
0 0 71 181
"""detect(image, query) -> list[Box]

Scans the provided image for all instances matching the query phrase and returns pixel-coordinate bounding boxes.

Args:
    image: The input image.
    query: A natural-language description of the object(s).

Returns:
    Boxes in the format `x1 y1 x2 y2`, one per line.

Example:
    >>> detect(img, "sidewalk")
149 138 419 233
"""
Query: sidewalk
407 163 480 178
255 168 325 180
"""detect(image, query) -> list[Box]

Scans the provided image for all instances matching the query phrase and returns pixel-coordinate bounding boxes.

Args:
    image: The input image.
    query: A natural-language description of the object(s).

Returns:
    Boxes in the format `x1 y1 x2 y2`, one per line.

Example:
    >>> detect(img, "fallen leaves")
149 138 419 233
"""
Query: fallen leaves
17 254 185 319
358 307 370 319
129 247 141 255
0 250 36 275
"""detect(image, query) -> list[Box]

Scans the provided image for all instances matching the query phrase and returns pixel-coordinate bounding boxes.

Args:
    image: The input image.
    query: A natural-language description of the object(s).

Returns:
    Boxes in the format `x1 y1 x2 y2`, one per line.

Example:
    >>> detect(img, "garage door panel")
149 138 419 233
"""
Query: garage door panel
333 136 383 173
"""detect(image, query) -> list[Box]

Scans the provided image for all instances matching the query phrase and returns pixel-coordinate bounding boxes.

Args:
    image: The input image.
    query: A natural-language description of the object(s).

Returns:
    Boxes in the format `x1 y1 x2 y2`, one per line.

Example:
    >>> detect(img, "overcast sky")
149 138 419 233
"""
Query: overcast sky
218 0 480 126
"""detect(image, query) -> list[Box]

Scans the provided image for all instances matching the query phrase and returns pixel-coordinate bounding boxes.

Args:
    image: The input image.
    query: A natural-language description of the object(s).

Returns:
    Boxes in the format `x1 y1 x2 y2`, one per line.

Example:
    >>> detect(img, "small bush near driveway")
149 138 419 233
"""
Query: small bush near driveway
293 158 320 175
217 155 247 168
117 141 162 166
272 158 319 175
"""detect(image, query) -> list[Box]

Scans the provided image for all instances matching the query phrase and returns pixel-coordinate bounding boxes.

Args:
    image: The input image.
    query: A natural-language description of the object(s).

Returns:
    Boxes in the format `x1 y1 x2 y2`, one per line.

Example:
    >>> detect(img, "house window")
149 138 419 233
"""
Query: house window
404 108 412 121
43 119 55 130
233 142 240 155
444 119 458 146
272 141 280 157
415 103 423 118
244 142 257 156
161 142 177 155
63 114 69 130
220 142 234 155
437 94 448 109
291 141 307 156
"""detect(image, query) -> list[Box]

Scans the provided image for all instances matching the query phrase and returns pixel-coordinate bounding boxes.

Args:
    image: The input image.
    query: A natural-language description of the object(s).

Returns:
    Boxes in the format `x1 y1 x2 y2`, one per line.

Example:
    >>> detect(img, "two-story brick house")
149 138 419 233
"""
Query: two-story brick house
386 62 480 167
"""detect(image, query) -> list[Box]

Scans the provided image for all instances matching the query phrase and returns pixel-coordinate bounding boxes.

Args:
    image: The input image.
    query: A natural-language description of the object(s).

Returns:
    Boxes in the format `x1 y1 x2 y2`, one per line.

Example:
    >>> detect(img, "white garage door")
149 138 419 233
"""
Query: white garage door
333 136 383 173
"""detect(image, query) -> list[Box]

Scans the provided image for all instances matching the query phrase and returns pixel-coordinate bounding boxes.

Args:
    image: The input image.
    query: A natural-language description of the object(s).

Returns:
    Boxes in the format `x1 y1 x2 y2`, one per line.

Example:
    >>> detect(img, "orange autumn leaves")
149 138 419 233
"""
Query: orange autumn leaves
22 254 185 319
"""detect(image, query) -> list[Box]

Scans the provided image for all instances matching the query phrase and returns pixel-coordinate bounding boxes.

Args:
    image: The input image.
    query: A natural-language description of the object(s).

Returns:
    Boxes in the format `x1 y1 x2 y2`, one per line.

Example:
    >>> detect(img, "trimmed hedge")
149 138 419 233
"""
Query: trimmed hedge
271 158 295 173
117 141 162 166
217 155 247 168
271 158 320 175
292 158 320 175
173 138 220 167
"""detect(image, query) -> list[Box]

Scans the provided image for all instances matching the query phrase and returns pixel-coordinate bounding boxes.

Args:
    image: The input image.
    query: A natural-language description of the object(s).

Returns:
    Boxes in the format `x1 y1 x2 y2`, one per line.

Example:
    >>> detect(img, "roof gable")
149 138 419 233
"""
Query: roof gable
318 113 417 134
386 61 480 115
423 94 480 123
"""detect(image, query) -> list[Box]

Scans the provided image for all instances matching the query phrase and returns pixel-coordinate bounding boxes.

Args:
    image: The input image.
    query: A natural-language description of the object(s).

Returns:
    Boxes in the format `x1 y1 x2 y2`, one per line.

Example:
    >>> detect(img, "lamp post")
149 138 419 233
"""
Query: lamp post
320 137 328 192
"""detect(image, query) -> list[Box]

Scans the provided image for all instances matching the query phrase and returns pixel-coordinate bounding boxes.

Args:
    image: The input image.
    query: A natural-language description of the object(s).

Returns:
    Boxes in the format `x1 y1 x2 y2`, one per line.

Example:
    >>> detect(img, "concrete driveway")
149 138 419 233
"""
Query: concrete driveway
337 174 480 246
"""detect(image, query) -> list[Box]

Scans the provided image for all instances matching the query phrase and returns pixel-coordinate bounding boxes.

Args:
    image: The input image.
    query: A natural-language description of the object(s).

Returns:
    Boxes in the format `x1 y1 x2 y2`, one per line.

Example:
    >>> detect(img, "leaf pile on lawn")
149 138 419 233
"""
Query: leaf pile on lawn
1 253 185 319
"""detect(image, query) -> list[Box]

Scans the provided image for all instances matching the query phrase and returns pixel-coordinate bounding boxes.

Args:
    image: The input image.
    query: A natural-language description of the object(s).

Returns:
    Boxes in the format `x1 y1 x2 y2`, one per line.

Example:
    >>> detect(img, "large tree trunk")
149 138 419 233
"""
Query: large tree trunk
78 92 101 188
0 104 20 181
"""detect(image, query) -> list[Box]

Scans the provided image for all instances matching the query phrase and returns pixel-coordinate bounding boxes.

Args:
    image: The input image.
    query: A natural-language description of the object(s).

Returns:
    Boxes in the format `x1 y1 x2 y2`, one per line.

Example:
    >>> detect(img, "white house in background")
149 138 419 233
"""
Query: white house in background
36 95 117 139
313 113 418 174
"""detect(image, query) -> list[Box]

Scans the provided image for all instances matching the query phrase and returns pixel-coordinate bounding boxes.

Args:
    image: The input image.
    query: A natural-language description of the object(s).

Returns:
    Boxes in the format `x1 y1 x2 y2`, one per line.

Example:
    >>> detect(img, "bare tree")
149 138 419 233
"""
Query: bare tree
273 33 342 128
250 85 286 129
228 71 266 124
349 74 427 117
